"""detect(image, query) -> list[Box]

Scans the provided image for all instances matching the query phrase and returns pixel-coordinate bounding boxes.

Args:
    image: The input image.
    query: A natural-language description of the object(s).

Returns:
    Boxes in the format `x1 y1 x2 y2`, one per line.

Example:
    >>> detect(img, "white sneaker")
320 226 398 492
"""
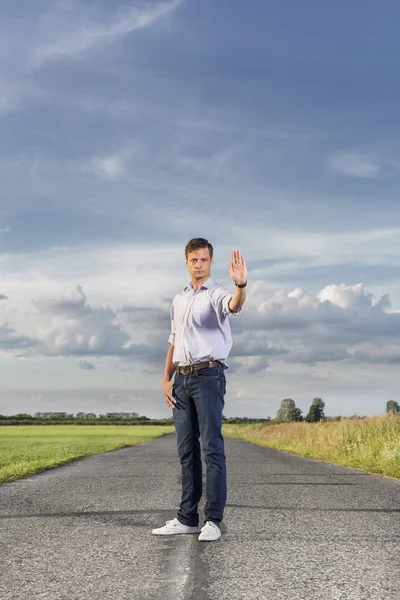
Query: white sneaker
152 518 198 536
198 521 221 542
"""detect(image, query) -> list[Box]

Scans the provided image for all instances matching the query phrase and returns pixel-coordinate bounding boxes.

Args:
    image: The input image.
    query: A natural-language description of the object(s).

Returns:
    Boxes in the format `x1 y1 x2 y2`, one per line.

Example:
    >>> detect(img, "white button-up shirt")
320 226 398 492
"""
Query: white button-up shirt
168 277 241 369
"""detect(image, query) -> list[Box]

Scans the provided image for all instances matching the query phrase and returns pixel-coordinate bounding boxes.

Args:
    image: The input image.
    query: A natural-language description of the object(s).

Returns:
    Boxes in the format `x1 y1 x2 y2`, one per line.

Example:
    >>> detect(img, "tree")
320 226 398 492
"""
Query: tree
386 400 400 414
14 413 33 420
275 398 303 422
48 412 67 420
305 398 325 422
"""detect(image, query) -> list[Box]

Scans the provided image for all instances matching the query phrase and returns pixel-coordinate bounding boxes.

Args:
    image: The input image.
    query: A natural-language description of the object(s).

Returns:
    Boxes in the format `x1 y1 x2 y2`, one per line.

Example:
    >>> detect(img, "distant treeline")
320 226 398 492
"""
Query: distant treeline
0 419 173 426
0 412 272 426
0 412 169 425
0 398 398 425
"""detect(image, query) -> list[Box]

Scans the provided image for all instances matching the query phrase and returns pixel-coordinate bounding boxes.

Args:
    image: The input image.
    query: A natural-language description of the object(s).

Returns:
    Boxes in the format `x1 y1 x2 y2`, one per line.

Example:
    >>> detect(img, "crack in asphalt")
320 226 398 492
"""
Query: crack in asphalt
182 535 211 600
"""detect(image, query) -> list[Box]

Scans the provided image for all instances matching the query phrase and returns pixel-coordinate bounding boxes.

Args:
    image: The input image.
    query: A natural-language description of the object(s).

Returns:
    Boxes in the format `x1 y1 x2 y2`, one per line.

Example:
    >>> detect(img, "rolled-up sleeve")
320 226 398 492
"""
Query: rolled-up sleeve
213 287 242 318
168 302 175 345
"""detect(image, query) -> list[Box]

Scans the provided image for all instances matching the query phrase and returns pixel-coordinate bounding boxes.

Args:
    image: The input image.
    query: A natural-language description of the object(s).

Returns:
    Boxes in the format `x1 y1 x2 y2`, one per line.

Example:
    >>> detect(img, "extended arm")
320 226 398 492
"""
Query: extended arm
228 284 247 312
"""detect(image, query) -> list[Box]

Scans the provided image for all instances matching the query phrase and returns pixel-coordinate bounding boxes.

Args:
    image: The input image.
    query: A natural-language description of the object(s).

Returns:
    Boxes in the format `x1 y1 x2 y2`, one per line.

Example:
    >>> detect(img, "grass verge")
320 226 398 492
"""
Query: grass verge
223 413 400 479
0 425 174 483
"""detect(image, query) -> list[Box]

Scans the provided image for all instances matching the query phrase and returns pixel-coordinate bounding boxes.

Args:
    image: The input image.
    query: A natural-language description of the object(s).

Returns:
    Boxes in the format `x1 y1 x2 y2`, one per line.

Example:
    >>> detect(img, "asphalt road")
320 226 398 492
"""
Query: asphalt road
1 432 399 600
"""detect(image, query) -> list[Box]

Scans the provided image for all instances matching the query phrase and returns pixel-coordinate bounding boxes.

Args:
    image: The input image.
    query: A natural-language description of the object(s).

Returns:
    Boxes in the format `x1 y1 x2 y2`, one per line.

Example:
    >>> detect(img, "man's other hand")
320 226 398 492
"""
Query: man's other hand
162 380 176 408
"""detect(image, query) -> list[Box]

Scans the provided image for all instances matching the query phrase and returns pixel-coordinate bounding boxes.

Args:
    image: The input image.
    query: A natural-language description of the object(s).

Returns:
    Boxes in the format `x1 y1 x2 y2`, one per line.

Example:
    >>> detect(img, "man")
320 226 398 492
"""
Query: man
152 237 247 542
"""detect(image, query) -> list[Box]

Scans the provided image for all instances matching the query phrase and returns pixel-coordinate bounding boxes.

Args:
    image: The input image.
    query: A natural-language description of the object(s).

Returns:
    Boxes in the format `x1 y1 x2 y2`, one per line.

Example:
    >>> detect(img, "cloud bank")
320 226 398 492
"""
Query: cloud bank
1 280 398 377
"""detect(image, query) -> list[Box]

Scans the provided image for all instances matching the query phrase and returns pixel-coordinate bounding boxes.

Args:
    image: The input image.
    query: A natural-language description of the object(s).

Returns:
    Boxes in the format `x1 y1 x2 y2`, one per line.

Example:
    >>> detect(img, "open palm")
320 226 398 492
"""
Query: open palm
228 249 247 285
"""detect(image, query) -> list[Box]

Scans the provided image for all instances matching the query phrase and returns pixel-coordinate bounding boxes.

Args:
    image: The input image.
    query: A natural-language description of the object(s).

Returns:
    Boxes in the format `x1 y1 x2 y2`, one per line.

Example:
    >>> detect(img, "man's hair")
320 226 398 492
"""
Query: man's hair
185 237 214 260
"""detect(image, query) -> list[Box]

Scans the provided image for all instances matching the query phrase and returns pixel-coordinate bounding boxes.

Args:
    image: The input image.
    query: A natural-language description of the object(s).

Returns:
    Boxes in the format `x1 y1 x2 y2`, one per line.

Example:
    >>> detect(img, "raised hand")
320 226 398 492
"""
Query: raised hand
228 249 247 285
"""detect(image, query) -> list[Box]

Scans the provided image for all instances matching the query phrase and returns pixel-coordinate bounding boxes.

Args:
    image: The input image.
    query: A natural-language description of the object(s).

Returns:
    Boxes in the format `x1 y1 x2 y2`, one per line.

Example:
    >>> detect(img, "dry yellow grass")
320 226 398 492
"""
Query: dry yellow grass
223 413 400 479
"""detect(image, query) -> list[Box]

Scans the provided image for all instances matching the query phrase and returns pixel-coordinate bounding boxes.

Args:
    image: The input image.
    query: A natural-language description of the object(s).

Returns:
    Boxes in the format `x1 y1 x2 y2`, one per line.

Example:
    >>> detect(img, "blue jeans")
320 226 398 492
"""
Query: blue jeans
172 366 227 527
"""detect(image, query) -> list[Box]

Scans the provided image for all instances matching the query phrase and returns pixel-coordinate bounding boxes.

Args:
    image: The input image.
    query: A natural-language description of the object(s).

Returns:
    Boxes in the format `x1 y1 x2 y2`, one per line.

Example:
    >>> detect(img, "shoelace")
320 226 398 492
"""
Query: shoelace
164 519 177 528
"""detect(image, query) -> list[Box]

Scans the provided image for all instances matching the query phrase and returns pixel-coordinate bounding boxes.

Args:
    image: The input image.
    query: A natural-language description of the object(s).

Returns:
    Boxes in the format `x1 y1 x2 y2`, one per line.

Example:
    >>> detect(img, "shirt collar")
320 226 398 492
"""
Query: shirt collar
184 276 213 292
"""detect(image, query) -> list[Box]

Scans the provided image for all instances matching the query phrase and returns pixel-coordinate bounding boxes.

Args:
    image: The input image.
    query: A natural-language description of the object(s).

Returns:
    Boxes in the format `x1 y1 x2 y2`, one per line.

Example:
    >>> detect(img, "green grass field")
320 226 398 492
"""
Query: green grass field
223 413 400 479
3 416 399 485
0 425 174 483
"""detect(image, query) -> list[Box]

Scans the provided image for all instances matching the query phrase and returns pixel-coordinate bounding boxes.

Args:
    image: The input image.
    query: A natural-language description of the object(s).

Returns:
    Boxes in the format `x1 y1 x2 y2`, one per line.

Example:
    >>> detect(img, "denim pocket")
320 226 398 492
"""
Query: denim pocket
195 367 220 380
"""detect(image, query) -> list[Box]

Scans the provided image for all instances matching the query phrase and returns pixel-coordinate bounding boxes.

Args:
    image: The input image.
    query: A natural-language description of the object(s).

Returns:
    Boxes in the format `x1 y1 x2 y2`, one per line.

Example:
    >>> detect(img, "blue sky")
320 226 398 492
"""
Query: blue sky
1 0 400 418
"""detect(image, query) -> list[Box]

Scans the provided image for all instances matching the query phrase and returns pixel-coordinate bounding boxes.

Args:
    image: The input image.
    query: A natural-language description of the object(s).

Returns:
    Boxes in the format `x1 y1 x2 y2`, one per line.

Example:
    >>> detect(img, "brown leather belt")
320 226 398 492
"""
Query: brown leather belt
176 360 222 375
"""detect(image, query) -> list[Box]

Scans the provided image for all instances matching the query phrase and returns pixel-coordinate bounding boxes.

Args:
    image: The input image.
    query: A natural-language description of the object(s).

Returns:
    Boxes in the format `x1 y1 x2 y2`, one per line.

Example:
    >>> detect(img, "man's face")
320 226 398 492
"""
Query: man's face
186 247 213 281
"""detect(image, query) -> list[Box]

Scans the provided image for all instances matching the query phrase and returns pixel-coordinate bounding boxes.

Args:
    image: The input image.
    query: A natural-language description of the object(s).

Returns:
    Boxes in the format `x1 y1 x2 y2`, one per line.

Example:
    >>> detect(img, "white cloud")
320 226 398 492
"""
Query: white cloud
242 356 270 373
83 144 138 181
328 151 381 178
235 281 400 369
318 282 387 310
247 281 395 332
31 284 147 358
88 155 125 181
32 284 89 315
32 0 185 67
